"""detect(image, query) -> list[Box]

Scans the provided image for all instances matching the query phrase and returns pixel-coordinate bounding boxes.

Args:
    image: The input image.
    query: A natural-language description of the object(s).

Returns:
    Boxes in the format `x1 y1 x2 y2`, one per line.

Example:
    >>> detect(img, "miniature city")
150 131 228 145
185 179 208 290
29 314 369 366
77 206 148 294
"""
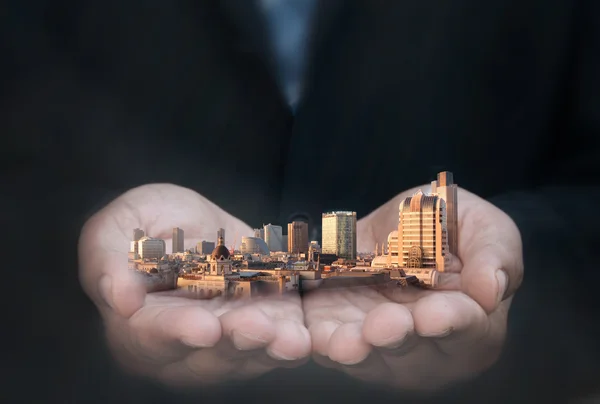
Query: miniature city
127 171 458 300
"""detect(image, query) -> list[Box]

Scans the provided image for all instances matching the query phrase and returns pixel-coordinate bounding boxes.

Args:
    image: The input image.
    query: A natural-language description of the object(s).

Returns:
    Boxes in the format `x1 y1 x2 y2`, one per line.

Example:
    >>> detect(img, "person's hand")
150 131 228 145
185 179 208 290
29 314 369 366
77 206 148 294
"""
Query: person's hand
78 184 311 386
303 187 523 392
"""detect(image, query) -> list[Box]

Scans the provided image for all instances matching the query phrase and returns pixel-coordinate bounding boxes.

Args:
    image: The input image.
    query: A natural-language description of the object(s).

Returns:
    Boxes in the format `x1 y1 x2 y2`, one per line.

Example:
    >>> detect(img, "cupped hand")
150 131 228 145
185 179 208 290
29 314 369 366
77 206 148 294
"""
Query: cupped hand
303 187 524 391
78 184 311 386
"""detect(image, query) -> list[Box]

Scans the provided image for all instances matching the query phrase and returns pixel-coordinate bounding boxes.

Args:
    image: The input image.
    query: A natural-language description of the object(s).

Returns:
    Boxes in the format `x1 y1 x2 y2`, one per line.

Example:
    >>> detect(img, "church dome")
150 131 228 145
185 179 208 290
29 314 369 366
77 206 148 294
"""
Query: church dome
211 236 230 259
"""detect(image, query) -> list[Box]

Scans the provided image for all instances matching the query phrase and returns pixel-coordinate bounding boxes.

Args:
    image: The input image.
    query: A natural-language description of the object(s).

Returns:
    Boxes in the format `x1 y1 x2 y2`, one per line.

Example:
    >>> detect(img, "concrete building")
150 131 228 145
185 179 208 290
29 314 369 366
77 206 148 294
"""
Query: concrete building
282 235 288 252
217 228 225 243
131 228 145 258
133 228 145 241
240 236 270 255
198 240 215 255
172 227 184 253
288 221 309 255
321 211 357 260
137 236 166 260
264 223 283 252
253 228 265 240
431 171 458 256
396 173 456 287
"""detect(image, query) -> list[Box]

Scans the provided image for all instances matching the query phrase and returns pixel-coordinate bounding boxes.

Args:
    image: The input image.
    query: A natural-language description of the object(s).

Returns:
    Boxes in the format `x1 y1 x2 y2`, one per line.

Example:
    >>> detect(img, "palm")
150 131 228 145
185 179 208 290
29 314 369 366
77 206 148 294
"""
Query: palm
303 187 523 391
79 184 311 386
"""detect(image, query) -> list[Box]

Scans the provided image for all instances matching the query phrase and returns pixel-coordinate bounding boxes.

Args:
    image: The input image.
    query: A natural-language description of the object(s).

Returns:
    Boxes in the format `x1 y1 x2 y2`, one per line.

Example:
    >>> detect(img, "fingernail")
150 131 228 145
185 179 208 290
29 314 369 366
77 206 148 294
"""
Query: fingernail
231 331 267 350
495 270 508 306
98 275 114 309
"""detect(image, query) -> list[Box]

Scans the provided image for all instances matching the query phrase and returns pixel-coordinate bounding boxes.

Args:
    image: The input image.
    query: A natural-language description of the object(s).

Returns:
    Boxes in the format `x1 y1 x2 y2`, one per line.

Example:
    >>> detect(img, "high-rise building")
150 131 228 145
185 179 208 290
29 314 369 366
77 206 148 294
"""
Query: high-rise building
264 224 283 252
430 171 458 256
130 228 145 258
321 211 357 260
199 240 215 255
288 221 309 255
133 228 145 241
253 228 265 240
137 237 166 259
172 227 184 253
281 235 288 252
397 190 449 272
217 228 225 243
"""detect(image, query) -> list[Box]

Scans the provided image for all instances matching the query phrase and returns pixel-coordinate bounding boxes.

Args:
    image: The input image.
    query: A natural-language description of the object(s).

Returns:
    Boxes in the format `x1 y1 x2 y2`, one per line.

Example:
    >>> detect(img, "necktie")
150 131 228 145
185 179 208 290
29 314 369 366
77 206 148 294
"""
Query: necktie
258 0 317 112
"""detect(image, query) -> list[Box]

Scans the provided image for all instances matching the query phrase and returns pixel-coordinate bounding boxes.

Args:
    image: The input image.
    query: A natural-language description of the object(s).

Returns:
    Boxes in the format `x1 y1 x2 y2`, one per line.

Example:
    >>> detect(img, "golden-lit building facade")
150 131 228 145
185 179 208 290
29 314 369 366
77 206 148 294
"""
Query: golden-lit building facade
288 221 309 255
397 190 449 287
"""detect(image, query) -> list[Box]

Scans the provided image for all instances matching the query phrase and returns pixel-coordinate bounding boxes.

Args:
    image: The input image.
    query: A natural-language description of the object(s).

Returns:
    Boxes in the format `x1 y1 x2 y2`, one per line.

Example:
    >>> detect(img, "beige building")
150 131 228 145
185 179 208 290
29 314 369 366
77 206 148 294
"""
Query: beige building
393 171 458 287
288 221 309 255
137 236 166 260
322 211 357 260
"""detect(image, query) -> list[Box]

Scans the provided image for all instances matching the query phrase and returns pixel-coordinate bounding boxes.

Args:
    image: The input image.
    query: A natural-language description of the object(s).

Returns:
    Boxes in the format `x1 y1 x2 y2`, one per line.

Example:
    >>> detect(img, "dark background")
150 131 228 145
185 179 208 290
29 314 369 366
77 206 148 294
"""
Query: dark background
2 0 599 403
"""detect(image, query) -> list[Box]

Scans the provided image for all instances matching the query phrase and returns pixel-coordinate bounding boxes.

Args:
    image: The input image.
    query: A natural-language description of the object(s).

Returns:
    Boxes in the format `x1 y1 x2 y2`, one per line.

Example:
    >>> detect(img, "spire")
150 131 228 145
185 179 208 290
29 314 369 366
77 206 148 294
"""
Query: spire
217 236 224 246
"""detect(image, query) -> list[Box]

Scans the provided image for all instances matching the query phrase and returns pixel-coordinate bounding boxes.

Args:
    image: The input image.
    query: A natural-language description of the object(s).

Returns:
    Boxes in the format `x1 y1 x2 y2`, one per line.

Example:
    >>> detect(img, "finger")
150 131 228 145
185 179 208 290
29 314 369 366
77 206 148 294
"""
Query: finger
460 210 523 313
309 320 341 356
108 303 221 374
160 342 238 387
327 322 372 365
443 252 464 273
79 212 145 318
362 302 414 349
412 292 489 355
219 305 277 350
266 318 312 361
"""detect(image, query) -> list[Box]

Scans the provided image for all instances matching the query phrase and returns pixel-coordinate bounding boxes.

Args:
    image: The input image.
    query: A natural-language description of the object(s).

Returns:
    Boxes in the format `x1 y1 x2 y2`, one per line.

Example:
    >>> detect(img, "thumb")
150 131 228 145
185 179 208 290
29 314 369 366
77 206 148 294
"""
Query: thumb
459 212 523 314
78 210 146 319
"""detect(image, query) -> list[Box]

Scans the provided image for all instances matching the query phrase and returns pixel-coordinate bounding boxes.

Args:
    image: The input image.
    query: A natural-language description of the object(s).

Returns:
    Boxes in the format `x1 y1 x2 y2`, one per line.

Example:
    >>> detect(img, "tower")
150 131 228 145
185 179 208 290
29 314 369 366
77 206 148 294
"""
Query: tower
210 236 232 276
172 227 184 253
431 171 458 256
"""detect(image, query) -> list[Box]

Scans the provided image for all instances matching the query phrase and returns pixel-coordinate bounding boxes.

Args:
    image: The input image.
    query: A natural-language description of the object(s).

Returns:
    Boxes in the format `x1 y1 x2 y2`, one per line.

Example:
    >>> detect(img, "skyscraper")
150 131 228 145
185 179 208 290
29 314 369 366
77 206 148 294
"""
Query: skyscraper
133 228 145 241
131 228 145 257
172 227 184 253
397 190 449 272
253 228 265 240
217 228 225 243
263 223 283 252
288 221 309 255
321 211 357 260
431 171 458 256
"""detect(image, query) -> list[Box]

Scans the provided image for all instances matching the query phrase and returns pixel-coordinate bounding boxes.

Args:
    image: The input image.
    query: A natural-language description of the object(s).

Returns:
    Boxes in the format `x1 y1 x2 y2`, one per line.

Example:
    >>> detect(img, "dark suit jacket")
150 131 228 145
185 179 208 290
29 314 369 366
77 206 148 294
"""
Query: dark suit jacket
2 0 599 403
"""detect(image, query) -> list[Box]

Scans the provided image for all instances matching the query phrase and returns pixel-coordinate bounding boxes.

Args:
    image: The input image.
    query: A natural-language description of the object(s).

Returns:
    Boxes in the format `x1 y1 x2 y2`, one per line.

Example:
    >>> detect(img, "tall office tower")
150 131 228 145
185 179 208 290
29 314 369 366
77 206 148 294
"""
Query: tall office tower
217 228 225 243
288 221 309 255
263 224 283 252
281 235 288 252
397 190 449 272
430 171 458 256
137 237 166 260
200 241 216 255
321 211 357 260
130 228 145 257
253 228 265 240
133 228 145 241
172 227 184 253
